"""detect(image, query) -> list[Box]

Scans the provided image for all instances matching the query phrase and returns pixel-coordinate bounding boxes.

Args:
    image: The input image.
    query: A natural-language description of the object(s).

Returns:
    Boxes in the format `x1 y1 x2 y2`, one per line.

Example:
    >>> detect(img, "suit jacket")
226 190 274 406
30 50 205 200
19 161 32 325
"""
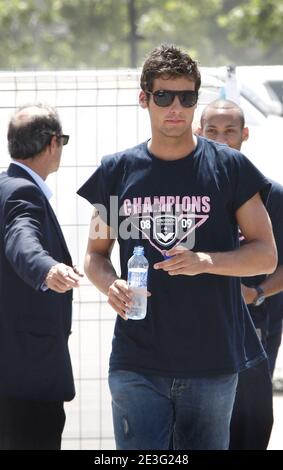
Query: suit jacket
0 164 75 401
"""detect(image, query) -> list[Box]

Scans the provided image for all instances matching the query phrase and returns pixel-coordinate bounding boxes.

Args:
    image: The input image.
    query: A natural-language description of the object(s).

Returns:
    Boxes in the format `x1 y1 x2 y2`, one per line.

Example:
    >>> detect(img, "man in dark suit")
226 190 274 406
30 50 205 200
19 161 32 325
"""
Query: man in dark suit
0 103 82 449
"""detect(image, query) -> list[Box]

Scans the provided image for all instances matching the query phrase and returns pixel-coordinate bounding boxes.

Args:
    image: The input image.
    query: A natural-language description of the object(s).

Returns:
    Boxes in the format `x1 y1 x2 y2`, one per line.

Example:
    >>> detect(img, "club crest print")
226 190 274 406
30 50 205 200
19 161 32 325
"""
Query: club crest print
153 215 178 246
129 212 209 254
99 194 212 254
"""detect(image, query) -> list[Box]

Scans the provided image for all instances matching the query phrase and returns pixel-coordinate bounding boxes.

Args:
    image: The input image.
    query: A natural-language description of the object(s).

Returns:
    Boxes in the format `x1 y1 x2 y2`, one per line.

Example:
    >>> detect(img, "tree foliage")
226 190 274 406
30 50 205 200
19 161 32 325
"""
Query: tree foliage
218 0 283 63
0 0 282 70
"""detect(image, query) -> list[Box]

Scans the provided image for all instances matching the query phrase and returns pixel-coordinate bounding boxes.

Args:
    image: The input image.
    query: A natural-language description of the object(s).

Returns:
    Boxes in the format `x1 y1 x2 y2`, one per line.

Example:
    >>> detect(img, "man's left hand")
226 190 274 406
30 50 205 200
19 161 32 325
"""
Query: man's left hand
153 245 210 276
241 284 257 305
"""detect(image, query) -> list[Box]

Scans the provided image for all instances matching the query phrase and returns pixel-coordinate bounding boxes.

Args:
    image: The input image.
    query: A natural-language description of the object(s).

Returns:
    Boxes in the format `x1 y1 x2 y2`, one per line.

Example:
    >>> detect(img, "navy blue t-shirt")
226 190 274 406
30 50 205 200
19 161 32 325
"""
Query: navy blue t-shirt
266 181 283 333
243 180 283 334
78 136 269 377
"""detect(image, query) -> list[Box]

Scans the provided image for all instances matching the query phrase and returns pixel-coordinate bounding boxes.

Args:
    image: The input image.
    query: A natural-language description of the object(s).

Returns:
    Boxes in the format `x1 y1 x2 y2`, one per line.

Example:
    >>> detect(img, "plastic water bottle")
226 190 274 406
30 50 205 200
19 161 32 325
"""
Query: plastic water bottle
127 246 149 320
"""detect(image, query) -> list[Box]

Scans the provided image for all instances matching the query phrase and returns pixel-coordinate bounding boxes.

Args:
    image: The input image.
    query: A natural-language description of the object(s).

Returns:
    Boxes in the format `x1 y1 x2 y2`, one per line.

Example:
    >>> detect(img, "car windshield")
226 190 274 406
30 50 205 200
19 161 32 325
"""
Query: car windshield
267 81 283 106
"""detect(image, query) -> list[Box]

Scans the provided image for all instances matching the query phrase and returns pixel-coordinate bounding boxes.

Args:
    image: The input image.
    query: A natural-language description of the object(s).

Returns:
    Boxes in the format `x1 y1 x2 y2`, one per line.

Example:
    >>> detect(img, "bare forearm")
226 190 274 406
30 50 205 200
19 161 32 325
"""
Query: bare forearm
205 240 277 277
154 240 277 277
260 265 283 298
84 252 119 295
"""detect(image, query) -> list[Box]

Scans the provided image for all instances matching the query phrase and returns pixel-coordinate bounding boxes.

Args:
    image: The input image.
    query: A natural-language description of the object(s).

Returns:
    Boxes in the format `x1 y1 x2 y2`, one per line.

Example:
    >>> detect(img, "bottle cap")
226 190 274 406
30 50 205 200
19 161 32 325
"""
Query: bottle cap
133 246 144 255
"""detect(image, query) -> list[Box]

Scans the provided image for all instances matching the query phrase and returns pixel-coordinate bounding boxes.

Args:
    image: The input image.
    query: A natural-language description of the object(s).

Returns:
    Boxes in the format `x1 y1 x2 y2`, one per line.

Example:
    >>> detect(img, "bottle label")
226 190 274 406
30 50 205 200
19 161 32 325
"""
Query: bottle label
128 268 148 288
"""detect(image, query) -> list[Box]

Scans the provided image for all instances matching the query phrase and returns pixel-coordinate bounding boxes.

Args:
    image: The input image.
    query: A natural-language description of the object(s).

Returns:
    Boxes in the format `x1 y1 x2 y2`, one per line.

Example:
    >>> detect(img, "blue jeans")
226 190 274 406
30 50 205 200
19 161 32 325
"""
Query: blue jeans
108 370 238 450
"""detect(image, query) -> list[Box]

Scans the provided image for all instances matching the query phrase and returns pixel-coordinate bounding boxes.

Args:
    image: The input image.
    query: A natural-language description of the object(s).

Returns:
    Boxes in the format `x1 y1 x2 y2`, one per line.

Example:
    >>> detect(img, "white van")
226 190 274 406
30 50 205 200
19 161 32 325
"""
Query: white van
202 65 283 117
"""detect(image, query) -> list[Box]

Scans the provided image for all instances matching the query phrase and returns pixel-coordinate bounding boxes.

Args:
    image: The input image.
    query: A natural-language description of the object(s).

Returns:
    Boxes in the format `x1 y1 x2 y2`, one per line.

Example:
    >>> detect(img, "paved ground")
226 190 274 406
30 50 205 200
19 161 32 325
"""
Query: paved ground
268 393 283 450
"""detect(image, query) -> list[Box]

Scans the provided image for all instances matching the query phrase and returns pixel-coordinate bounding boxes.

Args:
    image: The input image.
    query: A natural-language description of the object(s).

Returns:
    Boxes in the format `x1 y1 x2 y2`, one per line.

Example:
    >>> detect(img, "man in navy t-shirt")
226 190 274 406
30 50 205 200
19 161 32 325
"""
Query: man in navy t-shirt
77 45 277 450
198 98 283 450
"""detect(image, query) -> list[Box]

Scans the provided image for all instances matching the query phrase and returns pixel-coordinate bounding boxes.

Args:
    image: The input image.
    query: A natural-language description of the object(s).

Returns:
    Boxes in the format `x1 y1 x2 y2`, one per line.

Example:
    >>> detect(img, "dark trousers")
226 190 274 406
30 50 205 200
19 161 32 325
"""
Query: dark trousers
266 321 282 377
229 359 273 450
0 396 66 450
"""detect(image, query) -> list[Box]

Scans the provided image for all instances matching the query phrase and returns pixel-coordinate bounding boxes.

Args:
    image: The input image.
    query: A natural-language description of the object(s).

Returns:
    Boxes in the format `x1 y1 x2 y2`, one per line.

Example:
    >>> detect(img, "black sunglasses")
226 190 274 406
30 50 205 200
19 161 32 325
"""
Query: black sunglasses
58 134 69 146
43 132 69 146
147 89 198 108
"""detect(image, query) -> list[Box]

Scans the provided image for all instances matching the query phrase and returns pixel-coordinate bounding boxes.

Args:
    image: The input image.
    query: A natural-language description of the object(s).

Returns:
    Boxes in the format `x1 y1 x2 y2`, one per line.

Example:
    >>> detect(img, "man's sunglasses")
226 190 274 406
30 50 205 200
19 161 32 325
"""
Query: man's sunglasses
44 132 69 145
147 89 198 108
58 134 69 146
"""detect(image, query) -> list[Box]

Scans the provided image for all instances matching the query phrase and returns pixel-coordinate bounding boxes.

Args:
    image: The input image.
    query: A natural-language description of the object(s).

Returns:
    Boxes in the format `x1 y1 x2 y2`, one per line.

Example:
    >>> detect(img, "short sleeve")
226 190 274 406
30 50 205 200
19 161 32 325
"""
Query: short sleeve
77 154 121 227
228 151 271 212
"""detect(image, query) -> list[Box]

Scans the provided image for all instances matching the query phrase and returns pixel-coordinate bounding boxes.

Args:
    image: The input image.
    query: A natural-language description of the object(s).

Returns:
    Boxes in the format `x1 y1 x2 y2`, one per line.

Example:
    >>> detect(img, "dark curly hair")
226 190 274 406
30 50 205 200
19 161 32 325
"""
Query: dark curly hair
140 44 201 98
